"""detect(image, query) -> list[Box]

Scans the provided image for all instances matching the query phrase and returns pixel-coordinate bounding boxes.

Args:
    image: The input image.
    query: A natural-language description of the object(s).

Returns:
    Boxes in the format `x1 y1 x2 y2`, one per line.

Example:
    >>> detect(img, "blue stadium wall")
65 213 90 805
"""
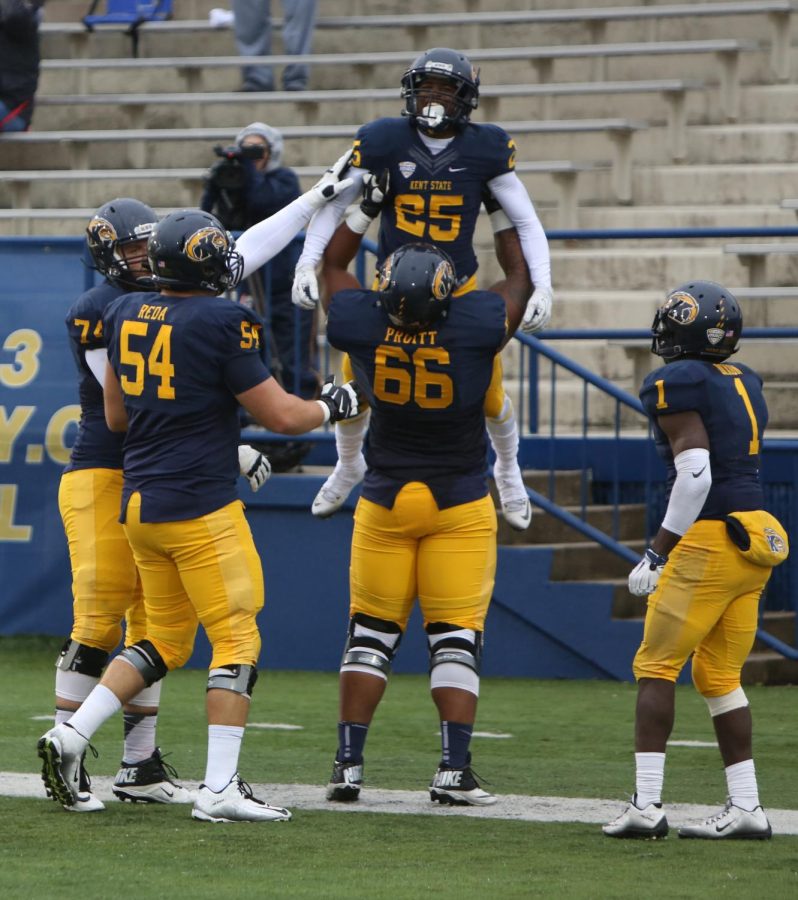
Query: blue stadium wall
1 239 795 680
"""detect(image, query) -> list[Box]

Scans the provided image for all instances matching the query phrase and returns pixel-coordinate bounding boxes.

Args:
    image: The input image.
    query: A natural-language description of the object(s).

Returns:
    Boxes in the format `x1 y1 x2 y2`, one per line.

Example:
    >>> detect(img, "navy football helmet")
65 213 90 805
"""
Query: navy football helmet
377 243 454 332
147 209 244 294
651 280 743 362
86 198 157 289
401 47 480 133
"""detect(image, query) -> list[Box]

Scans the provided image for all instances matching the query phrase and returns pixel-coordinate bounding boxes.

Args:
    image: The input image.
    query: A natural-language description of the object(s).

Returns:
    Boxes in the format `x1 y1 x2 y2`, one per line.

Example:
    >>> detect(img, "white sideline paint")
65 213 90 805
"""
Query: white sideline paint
668 740 719 748
247 722 304 730
5 771 798 834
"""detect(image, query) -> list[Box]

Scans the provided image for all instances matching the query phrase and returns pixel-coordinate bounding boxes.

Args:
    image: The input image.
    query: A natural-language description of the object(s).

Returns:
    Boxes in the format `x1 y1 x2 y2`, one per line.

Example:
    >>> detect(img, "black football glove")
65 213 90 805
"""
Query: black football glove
317 375 362 423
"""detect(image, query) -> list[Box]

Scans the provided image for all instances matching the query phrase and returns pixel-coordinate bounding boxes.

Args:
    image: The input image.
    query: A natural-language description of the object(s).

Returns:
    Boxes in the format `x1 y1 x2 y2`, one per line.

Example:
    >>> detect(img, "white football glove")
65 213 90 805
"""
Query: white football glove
520 285 554 334
627 548 669 597
238 444 271 492
306 149 355 210
292 265 319 310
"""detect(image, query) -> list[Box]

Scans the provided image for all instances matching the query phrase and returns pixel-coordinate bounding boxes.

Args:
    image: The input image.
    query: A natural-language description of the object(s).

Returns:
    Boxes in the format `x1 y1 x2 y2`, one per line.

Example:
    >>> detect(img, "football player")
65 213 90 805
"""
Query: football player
316 171 531 806
292 47 552 529
38 157 361 823
604 281 788 840
55 198 193 811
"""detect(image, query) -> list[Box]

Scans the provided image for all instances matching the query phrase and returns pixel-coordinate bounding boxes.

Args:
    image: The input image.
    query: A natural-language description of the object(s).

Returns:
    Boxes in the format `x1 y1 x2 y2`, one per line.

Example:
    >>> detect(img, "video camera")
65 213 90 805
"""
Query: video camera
207 143 268 192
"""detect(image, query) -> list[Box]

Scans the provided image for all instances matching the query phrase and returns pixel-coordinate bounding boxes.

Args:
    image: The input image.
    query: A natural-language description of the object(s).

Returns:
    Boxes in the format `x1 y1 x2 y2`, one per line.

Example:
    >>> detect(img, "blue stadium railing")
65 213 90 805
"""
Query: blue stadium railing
517 329 798 658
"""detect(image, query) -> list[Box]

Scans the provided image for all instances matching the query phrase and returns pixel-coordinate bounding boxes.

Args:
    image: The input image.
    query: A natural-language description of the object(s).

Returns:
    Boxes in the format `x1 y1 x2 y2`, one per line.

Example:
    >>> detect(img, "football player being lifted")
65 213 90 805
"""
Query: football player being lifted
38 155 362 824
604 282 788 841
292 47 553 530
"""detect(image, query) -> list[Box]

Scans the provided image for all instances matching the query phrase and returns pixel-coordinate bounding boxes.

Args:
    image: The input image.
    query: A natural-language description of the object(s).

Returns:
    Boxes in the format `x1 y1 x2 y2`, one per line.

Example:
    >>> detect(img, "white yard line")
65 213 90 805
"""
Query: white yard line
4 771 798 834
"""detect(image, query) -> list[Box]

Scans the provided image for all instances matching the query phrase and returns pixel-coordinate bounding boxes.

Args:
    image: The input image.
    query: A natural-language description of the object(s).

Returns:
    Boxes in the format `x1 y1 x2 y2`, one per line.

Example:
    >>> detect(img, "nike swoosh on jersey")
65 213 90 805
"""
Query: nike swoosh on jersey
448 166 467 172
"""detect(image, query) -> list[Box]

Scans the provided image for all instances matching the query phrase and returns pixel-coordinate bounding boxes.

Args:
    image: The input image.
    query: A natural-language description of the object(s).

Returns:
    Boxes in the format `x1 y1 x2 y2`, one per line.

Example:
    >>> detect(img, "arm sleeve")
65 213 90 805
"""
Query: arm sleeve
237 192 319 279
661 447 712 535
486 171 551 291
84 348 108 386
294 169 366 270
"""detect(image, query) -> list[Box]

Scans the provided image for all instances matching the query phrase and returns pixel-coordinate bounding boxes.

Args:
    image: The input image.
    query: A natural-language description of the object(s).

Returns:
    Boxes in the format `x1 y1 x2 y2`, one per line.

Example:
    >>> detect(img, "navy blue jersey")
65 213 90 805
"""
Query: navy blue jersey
640 359 768 518
327 288 507 509
351 117 516 282
104 291 271 523
64 280 128 472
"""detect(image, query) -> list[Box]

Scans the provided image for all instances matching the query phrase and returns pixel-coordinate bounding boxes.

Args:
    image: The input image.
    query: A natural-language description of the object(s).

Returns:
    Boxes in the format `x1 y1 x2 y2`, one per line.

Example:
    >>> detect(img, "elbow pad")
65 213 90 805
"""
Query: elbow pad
661 447 711 536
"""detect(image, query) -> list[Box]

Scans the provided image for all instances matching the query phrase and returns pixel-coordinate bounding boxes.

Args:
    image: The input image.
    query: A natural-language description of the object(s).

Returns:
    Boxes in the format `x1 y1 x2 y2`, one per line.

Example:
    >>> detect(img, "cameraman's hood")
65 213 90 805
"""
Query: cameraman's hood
235 122 283 172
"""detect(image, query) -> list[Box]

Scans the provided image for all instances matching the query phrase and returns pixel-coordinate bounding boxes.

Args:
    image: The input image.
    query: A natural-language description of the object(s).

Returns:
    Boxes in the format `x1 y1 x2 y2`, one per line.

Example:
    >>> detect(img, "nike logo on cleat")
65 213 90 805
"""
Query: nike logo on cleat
715 820 735 832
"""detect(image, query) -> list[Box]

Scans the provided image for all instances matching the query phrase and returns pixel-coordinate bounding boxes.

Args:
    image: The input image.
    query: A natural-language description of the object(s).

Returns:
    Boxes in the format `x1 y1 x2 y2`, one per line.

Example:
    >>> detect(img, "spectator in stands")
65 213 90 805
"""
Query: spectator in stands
0 0 43 132
232 0 317 92
201 121 319 470
52 198 195 814
317 171 531 807
36 154 362 824
292 47 552 526
604 281 788 841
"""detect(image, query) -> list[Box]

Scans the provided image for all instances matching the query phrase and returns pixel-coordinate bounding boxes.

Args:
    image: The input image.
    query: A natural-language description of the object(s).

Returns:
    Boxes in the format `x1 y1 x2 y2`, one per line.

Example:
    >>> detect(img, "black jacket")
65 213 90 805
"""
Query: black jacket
0 0 41 126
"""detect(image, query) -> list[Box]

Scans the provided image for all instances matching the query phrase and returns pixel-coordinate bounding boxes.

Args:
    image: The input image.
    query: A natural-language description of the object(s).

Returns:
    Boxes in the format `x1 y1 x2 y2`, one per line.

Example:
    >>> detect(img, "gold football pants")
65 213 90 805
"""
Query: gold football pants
350 482 497 631
58 468 146 651
633 519 772 695
123 494 264 671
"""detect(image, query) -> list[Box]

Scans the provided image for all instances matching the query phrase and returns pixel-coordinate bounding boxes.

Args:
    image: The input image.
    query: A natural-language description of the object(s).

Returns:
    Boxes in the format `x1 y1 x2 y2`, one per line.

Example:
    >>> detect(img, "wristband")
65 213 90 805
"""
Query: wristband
345 207 374 235
315 399 331 424
643 547 669 569
489 208 513 233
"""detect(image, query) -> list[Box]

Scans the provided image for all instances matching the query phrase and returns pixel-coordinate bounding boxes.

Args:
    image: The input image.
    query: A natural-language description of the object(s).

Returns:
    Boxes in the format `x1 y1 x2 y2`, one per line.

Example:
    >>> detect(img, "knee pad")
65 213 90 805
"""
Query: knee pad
55 638 109 678
704 687 749 717
118 640 169 687
207 664 258 698
340 612 403 681
427 623 482 695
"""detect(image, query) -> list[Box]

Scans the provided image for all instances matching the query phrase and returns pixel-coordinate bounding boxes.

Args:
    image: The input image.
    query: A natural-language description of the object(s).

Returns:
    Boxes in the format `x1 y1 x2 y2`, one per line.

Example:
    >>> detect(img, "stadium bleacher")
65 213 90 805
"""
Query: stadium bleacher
2 0 796 679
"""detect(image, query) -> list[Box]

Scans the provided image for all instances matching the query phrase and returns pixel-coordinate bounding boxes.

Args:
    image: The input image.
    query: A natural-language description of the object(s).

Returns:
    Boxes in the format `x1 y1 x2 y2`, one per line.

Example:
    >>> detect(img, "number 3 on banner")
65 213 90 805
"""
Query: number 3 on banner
0 329 42 388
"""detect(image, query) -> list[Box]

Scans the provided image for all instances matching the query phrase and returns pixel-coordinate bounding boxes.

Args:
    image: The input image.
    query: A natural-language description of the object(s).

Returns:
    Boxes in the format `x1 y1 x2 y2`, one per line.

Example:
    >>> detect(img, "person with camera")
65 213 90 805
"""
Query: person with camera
201 122 319 470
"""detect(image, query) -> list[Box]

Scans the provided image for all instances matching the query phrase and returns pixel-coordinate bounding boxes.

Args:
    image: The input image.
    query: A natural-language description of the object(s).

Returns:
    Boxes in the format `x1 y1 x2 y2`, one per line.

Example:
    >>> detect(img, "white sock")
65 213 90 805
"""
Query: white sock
486 396 520 472
67 684 123 740
55 708 73 727
726 759 760 812
334 410 370 473
123 681 162 762
122 712 157 763
634 751 666 807
204 724 245 792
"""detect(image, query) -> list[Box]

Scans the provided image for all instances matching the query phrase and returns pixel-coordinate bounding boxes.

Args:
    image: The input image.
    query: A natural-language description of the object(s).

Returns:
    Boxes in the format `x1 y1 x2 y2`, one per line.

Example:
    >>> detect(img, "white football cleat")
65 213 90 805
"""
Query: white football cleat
311 457 366 518
678 800 772 840
494 466 532 531
603 796 669 839
192 774 292 823
37 722 89 808
65 757 105 813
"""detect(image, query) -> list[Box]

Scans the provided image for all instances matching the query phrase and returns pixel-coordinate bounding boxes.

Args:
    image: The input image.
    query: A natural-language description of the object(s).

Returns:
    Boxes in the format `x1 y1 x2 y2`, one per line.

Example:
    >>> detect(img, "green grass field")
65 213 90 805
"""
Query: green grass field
1 635 797 899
